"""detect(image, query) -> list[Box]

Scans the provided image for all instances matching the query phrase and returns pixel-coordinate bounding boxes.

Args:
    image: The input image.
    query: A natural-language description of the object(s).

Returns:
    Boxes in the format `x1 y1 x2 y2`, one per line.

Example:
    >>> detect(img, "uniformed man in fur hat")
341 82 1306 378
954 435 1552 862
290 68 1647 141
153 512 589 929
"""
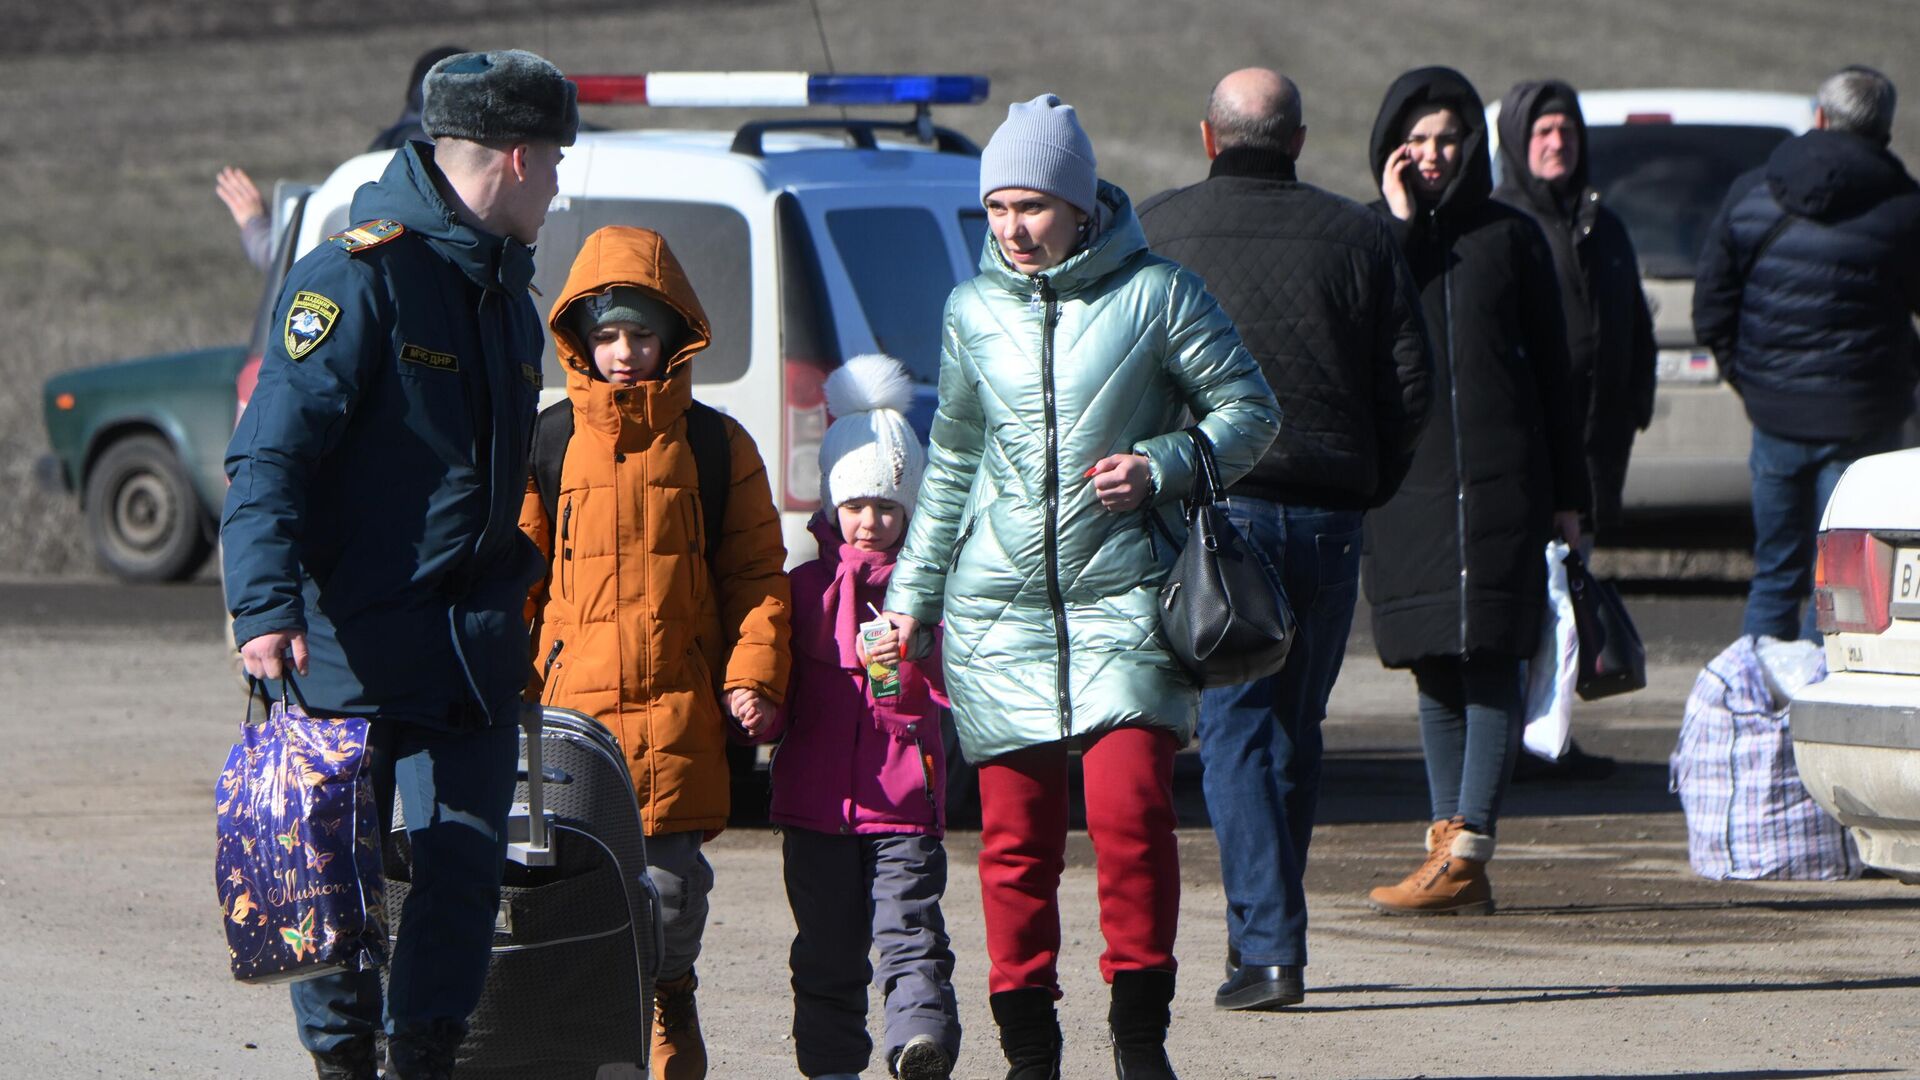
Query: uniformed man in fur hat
222 48 577 1080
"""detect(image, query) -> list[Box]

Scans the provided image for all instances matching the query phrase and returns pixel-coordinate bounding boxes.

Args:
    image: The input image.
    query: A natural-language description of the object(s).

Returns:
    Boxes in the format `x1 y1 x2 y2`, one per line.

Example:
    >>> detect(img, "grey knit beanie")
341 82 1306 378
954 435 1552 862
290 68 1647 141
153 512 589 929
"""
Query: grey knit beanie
568 287 686 358
422 49 579 146
978 93 1098 216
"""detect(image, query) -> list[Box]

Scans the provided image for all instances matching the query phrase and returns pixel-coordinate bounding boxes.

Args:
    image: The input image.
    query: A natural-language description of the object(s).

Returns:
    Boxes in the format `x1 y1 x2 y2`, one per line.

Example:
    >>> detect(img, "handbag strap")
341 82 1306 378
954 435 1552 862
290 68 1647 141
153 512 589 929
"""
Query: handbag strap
1184 426 1226 506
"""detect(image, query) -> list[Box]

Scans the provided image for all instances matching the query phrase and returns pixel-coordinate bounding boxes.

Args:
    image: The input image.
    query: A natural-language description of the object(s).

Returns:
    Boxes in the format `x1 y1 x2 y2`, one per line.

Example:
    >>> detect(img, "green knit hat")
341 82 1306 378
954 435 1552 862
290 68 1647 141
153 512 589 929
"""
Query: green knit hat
568 286 686 357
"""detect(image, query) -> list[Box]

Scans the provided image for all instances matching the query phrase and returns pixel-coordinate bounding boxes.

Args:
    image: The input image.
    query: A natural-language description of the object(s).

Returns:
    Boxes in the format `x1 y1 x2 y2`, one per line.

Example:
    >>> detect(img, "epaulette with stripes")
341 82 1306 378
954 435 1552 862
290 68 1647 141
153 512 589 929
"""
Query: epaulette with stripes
328 219 407 254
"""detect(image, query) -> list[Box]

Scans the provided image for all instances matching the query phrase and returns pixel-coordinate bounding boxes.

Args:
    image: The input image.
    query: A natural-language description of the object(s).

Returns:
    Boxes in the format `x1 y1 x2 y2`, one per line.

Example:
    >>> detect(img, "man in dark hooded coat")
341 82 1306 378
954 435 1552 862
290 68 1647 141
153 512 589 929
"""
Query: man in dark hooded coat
1494 79 1657 536
1694 65 1920 642
1361 66 1589 918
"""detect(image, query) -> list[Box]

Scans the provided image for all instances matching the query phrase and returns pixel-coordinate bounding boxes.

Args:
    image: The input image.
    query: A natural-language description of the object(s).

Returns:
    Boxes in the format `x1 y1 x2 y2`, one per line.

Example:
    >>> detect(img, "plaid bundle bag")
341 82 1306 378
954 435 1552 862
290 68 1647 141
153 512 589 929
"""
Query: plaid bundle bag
215 681 388 983
1669 636 1860 881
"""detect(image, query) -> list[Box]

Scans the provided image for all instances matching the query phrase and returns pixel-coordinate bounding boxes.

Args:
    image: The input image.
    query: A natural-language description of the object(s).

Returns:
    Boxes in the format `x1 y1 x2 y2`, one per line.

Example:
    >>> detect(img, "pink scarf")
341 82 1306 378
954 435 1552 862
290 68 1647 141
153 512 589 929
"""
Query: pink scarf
799 513 898 671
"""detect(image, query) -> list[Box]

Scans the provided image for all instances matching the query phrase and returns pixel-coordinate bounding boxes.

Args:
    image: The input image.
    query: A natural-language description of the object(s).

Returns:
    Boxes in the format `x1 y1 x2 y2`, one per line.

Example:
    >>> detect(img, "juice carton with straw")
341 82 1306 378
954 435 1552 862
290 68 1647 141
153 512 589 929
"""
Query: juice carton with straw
860 603 901 700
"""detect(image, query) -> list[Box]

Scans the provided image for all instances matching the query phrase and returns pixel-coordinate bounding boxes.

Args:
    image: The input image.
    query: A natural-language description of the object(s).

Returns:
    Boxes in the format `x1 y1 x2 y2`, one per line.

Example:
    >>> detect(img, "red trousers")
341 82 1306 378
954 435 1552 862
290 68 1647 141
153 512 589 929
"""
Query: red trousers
976 725 1180 995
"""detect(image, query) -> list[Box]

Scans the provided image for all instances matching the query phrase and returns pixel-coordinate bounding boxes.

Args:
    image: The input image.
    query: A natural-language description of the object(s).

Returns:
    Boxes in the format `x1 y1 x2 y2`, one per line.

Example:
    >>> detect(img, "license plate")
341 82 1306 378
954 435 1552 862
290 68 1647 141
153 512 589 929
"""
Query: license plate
1894 548 1920 619
1656 346 1719 384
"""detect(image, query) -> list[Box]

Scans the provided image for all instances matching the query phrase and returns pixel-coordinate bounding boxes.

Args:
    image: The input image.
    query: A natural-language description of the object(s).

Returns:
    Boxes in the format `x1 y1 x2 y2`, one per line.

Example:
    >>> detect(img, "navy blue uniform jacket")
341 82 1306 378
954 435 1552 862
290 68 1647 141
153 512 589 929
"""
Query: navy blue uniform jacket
222 142 546 728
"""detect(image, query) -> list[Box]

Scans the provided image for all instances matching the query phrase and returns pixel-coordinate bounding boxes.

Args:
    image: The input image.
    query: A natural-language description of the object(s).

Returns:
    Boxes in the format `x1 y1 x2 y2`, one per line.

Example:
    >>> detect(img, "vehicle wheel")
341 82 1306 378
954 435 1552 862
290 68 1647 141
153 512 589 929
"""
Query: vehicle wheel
83 434 213 583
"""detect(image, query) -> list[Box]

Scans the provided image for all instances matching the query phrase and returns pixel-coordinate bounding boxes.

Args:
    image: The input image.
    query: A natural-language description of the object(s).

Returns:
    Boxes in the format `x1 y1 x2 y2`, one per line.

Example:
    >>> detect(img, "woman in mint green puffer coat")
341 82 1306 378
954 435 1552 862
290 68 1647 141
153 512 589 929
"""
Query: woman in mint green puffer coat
880 93 1280 1079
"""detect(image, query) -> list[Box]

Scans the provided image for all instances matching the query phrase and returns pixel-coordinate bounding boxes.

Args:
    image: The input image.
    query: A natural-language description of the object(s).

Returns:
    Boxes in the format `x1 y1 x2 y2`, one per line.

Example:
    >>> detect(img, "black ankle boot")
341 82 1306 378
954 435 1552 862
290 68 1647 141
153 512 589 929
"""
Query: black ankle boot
387 1018 465 1080
310 1039 378 1080
990 987 1063 1080
1109 969 1178 1079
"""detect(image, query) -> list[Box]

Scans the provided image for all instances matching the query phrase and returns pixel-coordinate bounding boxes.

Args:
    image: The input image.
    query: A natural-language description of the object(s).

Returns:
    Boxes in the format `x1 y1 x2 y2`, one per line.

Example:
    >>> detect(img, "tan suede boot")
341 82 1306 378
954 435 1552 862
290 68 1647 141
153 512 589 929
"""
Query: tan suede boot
1366 817 1496 916
651 971 708 1079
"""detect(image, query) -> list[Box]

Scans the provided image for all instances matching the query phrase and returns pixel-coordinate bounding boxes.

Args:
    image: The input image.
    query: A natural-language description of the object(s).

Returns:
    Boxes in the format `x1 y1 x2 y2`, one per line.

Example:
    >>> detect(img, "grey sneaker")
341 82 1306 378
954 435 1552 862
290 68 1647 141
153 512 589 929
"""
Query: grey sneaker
893 1033 954 1080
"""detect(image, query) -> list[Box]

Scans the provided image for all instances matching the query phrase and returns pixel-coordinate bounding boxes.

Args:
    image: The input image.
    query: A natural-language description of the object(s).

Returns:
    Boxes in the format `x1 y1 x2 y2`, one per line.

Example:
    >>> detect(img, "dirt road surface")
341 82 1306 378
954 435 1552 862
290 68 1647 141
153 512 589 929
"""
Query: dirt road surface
2 580 1914 1078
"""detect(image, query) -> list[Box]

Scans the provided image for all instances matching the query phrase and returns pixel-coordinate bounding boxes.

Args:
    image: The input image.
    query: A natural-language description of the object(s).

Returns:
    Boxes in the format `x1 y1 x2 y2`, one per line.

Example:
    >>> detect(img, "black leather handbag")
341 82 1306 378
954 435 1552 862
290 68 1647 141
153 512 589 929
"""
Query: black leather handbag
1565 550 1647 700
1150 428 1296 688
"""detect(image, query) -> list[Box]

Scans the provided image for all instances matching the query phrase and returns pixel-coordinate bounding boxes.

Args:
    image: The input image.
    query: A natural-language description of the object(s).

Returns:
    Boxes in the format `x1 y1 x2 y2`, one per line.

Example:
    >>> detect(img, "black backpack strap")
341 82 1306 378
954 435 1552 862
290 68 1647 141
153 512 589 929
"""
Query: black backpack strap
531 400 575 529
684 400 732 562
1742 209 1799 281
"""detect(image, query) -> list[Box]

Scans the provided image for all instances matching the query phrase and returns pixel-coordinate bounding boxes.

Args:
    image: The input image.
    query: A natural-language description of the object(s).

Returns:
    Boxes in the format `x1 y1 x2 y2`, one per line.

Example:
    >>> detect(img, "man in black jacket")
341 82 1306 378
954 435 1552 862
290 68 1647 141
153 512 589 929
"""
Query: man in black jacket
1694 66 1920 641
1493 79 1656 783
1139 67 1431 1012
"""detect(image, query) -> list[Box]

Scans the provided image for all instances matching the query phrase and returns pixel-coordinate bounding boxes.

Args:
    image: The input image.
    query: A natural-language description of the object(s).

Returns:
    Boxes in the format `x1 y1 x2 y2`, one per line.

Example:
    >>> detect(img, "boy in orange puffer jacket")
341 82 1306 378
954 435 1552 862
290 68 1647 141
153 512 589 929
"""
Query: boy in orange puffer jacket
519 225 792 1080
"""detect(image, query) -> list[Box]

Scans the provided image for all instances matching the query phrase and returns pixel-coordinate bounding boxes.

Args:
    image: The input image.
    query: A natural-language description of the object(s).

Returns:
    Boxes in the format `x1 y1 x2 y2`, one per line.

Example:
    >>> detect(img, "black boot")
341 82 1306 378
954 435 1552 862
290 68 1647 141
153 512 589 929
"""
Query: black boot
310 1039 378 1080
386 1018 465 1080
990 987 1063 1080
1109 969 1178 1079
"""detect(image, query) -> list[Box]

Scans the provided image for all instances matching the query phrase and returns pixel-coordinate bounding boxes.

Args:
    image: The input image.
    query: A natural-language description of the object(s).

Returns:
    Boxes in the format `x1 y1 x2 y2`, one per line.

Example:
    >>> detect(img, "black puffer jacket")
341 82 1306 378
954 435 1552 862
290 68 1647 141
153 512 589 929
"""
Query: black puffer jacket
1139 146 1432 509
1362 67 1590 668
1494 80 1657 530
1693 129 1920 441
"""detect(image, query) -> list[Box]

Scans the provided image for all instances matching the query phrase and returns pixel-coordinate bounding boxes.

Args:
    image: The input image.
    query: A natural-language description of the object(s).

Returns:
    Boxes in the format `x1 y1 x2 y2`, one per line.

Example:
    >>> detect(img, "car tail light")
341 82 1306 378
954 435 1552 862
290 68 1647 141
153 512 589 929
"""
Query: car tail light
784 361 828 511
1814 529 1894 634
1624 112 1673 124
235 354 262 427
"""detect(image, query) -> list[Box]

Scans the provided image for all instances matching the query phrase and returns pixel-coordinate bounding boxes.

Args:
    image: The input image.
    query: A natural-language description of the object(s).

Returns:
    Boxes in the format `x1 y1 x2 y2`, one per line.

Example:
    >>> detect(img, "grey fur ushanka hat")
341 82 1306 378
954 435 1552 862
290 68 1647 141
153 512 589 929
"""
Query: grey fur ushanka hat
422 49 579 146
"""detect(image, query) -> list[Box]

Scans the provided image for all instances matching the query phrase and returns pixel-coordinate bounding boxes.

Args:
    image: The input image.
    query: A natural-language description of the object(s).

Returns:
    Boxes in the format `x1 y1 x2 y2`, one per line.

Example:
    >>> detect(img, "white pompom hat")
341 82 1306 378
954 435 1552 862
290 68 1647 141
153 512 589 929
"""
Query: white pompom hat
819 354 926 516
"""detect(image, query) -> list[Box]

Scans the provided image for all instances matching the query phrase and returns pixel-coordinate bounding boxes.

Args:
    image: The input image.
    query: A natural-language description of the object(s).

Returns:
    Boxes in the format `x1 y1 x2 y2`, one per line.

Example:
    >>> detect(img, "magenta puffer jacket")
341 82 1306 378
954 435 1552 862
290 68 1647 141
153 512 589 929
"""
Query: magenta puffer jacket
761 515 949 836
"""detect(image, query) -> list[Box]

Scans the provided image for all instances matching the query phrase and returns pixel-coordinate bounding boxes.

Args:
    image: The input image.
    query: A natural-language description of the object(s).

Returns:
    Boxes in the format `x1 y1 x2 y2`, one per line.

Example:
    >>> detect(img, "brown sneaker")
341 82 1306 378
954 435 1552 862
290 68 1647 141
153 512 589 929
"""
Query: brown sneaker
651 971 708 1079
1366 817 1496 916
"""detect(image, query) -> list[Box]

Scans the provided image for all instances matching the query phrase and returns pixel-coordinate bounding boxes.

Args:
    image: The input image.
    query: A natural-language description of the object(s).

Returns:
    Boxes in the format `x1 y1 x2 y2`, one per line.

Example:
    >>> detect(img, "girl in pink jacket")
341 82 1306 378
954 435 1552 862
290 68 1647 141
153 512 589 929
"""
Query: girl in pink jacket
756 354 960 1080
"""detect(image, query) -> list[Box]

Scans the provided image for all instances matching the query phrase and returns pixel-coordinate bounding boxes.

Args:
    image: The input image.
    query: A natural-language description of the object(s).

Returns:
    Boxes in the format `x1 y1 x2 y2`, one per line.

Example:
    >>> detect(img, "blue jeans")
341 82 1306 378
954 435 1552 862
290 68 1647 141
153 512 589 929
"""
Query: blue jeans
290 718 519 1055
1746 425 1903 641
1411 652 1524 836
1197 499 1362 969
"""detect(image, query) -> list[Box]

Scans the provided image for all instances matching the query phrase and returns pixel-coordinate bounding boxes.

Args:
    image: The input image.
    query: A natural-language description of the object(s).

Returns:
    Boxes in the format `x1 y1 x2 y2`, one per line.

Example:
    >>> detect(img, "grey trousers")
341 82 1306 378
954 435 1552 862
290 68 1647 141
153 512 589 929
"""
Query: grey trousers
783 829 962 1078
645 829 714 982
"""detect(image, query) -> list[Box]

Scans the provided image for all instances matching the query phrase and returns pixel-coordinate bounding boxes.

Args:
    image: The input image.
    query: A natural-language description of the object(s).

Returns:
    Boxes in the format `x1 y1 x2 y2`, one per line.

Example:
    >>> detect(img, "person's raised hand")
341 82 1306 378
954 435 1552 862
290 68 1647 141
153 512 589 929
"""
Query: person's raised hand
215 166 267 229
1089 453 1153 512
240 630 307 681
1381 145 1416 222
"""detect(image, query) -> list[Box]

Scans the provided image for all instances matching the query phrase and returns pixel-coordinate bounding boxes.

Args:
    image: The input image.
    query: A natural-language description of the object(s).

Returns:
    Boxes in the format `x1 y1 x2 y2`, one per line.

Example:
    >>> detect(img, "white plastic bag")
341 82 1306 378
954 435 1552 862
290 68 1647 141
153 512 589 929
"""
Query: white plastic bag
1522 540 1577 761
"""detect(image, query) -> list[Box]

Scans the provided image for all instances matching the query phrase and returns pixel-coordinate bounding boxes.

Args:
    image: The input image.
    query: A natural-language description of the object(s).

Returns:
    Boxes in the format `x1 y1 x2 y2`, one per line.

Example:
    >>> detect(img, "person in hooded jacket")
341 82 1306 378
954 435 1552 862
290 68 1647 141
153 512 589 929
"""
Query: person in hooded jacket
1360 67 1589 918
1494 79 1657 539
222 50 576 1080
1694 65 1920 643
1493 78 1657 784
881 94 1281 1080
519 225 792 1080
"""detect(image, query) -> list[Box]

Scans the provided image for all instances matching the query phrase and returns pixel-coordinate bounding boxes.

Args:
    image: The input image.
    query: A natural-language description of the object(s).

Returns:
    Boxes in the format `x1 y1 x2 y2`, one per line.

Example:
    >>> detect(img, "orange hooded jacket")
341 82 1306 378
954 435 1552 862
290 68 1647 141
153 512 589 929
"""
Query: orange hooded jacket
521 226 791 836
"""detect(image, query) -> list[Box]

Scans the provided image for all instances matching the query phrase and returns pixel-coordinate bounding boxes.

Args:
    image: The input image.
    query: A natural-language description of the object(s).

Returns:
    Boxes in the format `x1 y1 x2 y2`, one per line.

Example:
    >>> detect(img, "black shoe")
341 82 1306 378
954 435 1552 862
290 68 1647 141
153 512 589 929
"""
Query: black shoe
387 1018 464 1080
990 987 1062 1080
1512 739 1617 783
1109 969 1178 1079
310 1040 378 1080
1214 962 1304 1010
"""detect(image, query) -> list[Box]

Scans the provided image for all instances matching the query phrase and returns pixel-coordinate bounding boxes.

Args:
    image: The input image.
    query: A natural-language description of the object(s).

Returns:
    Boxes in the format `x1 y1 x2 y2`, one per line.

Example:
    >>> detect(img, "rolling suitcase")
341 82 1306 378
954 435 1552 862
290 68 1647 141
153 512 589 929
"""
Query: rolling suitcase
385 705 660 1078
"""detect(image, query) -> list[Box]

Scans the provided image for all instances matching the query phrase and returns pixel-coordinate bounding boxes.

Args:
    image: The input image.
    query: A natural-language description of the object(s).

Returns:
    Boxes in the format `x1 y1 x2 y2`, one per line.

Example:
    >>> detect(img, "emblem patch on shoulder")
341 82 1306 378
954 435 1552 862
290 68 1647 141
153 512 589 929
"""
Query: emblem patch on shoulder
399 343 459 372
521 364 543 390
284 291 339 361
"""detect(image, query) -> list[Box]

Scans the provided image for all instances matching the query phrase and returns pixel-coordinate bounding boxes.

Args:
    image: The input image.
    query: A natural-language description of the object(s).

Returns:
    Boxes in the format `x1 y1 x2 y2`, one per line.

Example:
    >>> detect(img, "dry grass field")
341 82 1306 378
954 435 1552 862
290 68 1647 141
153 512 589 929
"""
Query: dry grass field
4 0 1916 576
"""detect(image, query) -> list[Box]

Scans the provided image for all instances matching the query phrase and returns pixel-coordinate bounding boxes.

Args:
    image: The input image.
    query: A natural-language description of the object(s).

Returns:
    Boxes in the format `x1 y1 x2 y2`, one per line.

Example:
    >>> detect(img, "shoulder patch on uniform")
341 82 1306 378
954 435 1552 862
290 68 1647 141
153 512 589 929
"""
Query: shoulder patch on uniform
284 291 340 361
328 219 407 255
399 343 459 372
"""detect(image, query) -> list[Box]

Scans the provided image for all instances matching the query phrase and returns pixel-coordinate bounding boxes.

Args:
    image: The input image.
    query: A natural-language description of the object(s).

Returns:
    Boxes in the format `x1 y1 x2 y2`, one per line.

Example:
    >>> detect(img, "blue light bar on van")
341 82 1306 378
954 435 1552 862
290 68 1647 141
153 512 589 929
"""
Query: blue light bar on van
571 73 989 108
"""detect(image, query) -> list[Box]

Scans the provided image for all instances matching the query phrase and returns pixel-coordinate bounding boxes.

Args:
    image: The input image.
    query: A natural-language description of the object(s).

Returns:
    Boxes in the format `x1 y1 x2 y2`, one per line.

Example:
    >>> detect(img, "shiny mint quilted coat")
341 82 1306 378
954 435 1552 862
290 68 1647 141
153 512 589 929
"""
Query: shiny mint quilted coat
887 182 1281 762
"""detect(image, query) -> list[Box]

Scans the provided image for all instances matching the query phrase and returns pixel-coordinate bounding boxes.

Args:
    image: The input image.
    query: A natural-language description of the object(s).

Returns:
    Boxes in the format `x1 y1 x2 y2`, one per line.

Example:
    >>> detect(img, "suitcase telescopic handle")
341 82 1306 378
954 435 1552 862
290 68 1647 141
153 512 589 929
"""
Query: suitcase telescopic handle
508 704 556 867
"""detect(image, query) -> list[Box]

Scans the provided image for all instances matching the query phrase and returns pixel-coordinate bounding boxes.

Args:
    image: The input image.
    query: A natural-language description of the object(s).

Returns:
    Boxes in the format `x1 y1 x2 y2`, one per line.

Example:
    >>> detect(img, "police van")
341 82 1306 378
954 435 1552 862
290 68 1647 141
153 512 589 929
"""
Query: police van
248 72 991 565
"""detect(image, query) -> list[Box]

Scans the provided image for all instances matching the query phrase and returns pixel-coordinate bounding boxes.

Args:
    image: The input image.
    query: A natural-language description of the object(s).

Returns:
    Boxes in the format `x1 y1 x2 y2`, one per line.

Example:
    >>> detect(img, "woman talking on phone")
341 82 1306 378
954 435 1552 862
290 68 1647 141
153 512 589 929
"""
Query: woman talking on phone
878 95 1279 1078
1361 67 1589 917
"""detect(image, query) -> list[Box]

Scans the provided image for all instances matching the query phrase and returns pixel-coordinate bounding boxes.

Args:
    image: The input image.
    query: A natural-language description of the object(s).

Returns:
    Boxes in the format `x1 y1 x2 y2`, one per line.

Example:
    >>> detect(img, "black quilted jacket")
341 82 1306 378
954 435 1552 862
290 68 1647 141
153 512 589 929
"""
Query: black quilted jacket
1139 146 1433 510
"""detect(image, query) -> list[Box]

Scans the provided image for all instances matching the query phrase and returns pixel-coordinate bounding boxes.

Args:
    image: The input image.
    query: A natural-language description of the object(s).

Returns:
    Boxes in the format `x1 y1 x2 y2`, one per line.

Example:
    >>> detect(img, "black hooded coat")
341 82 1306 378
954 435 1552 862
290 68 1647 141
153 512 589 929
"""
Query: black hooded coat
1494 80 1657 531
1362 67 1590 668
1692 128 1920 442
